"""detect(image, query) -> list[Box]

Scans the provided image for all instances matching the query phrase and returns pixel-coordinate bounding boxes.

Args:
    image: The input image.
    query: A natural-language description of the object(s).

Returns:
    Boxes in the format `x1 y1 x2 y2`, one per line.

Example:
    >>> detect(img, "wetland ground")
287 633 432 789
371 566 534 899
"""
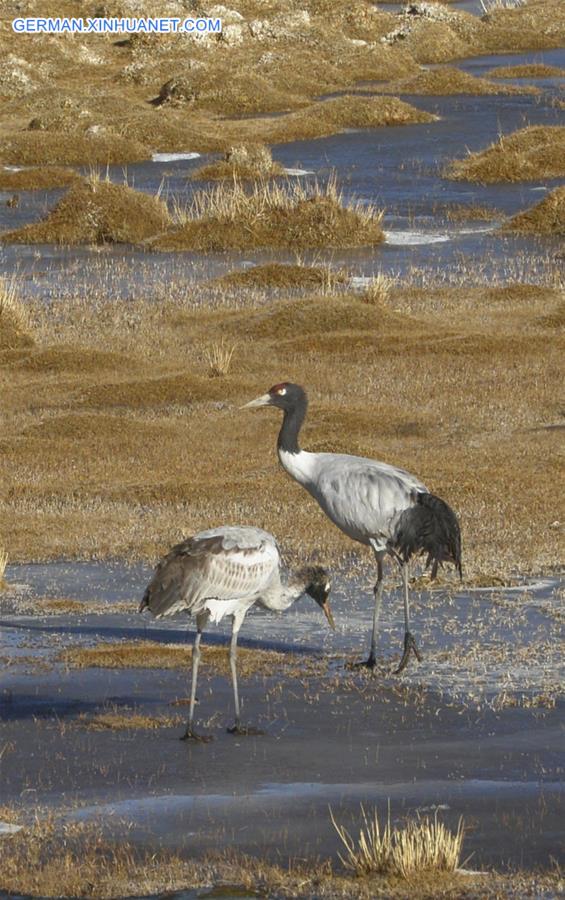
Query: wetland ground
0 0 564 895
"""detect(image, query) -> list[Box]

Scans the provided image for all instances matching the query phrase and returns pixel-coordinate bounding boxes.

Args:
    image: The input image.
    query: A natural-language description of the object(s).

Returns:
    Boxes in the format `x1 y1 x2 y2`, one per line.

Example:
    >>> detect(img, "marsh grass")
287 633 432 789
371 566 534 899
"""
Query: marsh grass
446 125 565 183
480 0 525 13
0 547 8 589
0 278 33 350
503 186 565 235
487 63 565 77
0 166 79 191
193 143 285 181
203 339 237 377
159 175 384 251
331 806 465 878
57 640 299 678
76 709 183 731
1 180 171 246
383 66 538 96
363 272 397 305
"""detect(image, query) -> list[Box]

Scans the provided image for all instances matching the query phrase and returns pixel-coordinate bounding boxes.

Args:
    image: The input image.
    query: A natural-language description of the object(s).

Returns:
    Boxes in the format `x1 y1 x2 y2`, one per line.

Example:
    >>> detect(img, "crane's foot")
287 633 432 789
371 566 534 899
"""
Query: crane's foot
180 728 214 743
393 632 423 675
353 653 378 672
227 723 265 736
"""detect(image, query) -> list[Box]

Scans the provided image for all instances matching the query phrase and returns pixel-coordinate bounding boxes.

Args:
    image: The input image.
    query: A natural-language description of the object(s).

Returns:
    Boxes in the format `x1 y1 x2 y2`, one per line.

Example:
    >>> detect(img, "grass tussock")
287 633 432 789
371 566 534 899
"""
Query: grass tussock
331 806 465 878
203 339 237 378
0 547 8 589
384 66 538 96
1 181 171 245
0 166 79 191
217 263 345 292
193 144 284 181
503 186 565 236
487 63 565 78
156 176 383 251
58 640 294 678
446 125 565 183
0 278 33 350
362 272 397 305
77 710 182 731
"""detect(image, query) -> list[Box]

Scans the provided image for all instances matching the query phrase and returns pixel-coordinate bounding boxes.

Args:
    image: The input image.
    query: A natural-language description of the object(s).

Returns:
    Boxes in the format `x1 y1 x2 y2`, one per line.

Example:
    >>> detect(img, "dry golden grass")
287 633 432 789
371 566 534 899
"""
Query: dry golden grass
0 132 150 166
0 281 563 579
155 176 383 251
58 640 299 678
0 278 33 351
203 339 237 377
362 273 397 305
487 63 565 77
446 125 565 183
76 710 183 731
331 806 465 878
193 143 285 181
384 66 538 96
217 263 345 292
0 166 79 190
503 186 565 235
1 180 171 245
0 547 8 589
1 813 560 899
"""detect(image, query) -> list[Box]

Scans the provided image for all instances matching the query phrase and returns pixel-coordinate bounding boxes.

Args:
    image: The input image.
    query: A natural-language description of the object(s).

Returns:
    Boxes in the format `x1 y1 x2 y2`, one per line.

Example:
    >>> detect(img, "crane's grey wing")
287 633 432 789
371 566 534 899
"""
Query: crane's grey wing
139 530 280 619
310 454 427 545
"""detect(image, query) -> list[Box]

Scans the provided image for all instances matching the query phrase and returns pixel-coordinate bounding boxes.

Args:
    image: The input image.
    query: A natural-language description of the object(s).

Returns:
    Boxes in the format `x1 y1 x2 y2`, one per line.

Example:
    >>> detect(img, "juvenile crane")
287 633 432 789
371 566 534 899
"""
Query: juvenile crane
243 383 462 673
139 525 334 741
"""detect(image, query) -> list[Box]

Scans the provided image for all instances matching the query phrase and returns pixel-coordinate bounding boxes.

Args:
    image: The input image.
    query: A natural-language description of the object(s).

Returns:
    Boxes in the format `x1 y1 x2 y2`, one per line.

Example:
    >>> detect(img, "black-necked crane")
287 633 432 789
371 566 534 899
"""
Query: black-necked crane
242 383 462 673
139 525 334 741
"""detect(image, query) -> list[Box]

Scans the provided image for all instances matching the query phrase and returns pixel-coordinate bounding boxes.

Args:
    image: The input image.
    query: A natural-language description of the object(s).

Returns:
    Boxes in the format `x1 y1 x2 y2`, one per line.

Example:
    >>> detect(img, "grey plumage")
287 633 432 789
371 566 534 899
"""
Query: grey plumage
243 382 462 673
140 525 333 740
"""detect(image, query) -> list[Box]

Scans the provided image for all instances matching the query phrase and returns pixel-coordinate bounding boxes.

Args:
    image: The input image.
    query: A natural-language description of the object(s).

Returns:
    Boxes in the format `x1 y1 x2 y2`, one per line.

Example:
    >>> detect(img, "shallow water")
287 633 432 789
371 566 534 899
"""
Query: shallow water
1 48 563 298
1 562 563 874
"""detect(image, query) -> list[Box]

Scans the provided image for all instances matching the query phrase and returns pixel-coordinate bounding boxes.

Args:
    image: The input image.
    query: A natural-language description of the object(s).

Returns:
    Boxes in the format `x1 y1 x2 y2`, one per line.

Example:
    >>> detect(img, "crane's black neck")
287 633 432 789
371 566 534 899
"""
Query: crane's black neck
277 396 307 455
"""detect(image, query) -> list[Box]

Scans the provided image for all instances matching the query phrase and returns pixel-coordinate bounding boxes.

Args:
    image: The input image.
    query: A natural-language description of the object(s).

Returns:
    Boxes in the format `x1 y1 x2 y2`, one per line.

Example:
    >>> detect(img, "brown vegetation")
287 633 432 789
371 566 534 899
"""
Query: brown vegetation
58 640 294 678
217 263 345 291
0 277 562 579
503 186 565 235
383 66 539 95
0 166 79 190
487 63 565 77
0 278 33 351
1 180 170 245
154 178 384 251
446 125 565 182
193 144 284 181
0 132 150 167
0 814 561 899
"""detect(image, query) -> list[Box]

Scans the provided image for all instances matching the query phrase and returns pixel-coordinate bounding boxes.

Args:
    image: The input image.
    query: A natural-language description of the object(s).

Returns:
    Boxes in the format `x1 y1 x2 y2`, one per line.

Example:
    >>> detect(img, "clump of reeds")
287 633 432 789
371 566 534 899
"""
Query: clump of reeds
0 547 8 589
446 125 565 183
363 272 396 305
502 186 565 235
0 278 33 349
480 0 525 13
331 805 465 878
203 339 237 377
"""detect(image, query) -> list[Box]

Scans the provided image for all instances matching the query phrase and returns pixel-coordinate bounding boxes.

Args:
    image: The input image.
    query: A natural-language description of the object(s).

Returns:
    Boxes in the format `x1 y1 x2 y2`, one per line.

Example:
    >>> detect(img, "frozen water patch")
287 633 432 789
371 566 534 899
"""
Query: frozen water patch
283 167 315 176
385 230 451 245
151 152 200 162
0 822 23 835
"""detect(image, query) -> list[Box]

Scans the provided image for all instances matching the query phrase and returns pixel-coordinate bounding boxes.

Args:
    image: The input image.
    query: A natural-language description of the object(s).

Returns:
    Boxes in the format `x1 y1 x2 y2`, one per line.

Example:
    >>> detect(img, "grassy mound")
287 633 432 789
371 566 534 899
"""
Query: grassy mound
154 178 384 251
446 126 565 183
384 66 538 96
217 263 343 290
503 187 565 236
487 63 565 78
262 95 436 143
1 180 171 246
0 132 150 166
0 166 79 190
193 144 284 181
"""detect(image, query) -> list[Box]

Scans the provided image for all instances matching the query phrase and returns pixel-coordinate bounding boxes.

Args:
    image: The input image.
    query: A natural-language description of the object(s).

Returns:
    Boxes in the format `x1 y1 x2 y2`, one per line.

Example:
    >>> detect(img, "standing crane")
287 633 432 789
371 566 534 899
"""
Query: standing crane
139 525 334 741
242 383 462 673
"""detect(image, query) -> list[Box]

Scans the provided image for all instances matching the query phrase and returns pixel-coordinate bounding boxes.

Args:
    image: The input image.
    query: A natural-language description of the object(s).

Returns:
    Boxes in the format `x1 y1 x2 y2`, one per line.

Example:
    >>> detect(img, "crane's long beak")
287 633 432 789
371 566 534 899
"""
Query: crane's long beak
240 392 272 410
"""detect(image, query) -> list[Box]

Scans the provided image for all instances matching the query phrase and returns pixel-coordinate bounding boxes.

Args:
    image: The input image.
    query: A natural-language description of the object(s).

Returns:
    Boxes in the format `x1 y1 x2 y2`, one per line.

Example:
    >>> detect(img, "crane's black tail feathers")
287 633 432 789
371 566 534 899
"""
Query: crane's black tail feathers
392 492 462 580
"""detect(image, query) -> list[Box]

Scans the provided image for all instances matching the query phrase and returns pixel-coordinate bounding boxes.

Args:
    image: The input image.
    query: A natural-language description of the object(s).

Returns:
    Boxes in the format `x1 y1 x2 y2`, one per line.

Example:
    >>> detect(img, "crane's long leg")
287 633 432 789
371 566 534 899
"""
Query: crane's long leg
182 618 213 742
227 613 264 736
394 562 423 674
355 549 385 670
